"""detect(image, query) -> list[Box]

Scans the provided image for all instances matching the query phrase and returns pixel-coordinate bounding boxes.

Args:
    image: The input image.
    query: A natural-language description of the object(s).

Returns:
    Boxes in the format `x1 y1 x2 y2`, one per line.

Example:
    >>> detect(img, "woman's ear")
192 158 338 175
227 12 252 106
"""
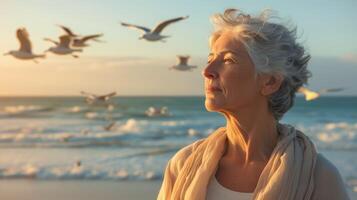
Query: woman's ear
260 73 284 96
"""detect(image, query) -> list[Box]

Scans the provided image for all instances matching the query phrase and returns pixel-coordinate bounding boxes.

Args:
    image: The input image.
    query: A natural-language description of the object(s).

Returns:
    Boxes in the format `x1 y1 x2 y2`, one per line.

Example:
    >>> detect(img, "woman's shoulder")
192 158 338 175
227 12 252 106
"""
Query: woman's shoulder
165 127 226 178
312 153 350 199
314 153 340 177
168 138 206 175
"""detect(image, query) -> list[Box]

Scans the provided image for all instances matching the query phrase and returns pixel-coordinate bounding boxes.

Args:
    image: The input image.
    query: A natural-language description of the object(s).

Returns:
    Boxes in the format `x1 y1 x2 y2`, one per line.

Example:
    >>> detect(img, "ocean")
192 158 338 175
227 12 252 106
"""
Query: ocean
0 96 356 193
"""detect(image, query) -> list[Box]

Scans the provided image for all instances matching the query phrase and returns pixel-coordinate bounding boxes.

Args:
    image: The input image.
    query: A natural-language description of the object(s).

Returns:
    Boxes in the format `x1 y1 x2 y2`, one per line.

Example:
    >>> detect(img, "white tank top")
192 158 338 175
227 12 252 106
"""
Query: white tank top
206 176 253 200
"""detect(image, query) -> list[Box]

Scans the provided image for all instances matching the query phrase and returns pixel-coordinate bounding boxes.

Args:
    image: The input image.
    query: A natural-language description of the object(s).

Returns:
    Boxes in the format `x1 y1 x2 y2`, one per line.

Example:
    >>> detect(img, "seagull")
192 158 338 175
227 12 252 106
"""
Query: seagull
76 160 81 167
80 91 117 105
44 35 82 58
297 87 344 101
104 121 116 131
3 28 45 63
72 34 104 48
121 16 189 42
170 55 197 71
57 24 80 37
145 106 170 117
319 88 344 93
57 25 104 47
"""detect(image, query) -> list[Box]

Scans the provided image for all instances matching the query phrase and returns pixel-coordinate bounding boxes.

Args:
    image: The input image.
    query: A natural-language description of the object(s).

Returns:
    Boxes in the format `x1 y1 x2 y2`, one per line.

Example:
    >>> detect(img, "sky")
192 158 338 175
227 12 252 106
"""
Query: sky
0 0 356 96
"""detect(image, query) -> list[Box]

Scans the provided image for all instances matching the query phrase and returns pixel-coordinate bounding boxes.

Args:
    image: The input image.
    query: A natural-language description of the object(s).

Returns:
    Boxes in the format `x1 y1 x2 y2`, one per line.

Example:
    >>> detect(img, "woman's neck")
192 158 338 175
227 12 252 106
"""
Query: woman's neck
222 104 279 165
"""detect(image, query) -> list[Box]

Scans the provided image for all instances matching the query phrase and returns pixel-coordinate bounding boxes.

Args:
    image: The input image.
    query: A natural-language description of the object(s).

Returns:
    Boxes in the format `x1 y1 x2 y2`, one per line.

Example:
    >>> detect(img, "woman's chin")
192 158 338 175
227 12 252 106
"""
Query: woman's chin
204 97 224 111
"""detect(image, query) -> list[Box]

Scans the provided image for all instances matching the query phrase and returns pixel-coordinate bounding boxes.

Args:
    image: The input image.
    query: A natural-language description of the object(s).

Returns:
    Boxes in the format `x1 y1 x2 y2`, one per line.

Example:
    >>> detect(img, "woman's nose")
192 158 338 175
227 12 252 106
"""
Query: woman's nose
202 63 218 79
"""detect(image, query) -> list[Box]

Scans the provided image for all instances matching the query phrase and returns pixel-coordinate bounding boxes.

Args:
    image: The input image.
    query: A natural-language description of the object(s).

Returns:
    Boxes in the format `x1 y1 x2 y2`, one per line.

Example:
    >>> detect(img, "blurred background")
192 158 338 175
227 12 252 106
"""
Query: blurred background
0 0 356 199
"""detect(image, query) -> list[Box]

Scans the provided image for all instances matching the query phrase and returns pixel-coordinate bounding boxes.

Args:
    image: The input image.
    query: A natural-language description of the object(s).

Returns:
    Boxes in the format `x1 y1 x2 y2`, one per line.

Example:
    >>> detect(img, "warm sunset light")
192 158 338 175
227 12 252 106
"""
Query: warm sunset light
0 1 356 200
1 1 357 96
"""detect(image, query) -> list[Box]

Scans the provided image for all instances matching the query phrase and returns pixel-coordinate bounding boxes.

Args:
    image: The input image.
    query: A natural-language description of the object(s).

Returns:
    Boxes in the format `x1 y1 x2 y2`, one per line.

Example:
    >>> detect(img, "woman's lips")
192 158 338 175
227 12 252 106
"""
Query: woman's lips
206 86 222 93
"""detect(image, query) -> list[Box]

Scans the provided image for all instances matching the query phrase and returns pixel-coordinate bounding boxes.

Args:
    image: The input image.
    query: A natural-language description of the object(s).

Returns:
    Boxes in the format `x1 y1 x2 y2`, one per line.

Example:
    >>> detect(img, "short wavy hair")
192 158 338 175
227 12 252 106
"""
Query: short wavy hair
210 8 311 120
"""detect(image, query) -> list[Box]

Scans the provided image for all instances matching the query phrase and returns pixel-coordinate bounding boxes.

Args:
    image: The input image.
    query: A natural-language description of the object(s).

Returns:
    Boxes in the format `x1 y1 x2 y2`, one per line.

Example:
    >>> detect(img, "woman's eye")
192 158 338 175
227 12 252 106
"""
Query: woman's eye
224 58 236 64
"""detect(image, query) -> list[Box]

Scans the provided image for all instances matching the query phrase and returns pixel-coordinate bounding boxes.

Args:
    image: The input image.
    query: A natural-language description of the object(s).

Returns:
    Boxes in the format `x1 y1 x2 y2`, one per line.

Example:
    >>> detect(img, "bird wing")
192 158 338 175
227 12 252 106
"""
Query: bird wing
152 16 189 34
101 92 117 99
297 87 320 101
121 22 151 33
104 122 116 130
80 91 97 99
17 28 32 53
79 34 103 43
319 88 344 94
92 38 106 43
177 55 189 65
59 35 71 48
57 25 78 37
43 38 59 45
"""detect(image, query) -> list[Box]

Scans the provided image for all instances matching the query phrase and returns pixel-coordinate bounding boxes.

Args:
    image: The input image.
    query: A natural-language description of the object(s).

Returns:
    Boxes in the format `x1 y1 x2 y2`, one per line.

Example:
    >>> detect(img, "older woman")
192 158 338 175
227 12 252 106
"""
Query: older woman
157 8 350 200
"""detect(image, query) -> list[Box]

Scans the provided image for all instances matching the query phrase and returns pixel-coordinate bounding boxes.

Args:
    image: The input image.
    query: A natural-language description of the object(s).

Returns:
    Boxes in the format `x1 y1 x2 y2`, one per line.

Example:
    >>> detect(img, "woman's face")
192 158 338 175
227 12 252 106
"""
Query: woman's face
203 31 263 113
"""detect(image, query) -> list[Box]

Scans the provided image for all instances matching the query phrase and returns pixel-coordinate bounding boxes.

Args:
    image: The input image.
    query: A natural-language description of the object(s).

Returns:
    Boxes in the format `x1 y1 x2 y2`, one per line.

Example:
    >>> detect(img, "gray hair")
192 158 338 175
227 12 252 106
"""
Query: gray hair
210 8 311 120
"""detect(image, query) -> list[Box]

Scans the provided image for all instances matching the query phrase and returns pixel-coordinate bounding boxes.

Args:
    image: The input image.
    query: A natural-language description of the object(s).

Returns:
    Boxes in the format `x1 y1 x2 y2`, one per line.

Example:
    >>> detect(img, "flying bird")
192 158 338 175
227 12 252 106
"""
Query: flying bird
170 55 197 71
297 87 344 101
319 88 344 93
80 91 117 105
72 34 104 48
57 25 104 47
145 106 170 117
57 24 79 37
3 28 45 63
104 121 116 131
44 35 82 58
121 16 189 42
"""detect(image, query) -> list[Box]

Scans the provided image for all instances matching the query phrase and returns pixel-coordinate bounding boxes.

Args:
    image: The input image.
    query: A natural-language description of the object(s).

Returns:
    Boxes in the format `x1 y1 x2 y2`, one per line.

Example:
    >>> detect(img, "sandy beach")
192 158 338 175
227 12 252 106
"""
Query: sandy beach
0 179 356 200
0 180 161 200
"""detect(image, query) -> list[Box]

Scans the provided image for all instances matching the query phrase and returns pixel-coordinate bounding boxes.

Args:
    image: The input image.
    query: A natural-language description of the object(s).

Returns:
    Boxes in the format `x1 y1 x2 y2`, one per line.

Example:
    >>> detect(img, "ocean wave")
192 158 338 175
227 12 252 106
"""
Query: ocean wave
346 176 357 193
2 116 357 151
295 122 357 151
1 105 54 116
0 166 161 181
1 164 161 181
0 147 178 181
66 106 91 113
